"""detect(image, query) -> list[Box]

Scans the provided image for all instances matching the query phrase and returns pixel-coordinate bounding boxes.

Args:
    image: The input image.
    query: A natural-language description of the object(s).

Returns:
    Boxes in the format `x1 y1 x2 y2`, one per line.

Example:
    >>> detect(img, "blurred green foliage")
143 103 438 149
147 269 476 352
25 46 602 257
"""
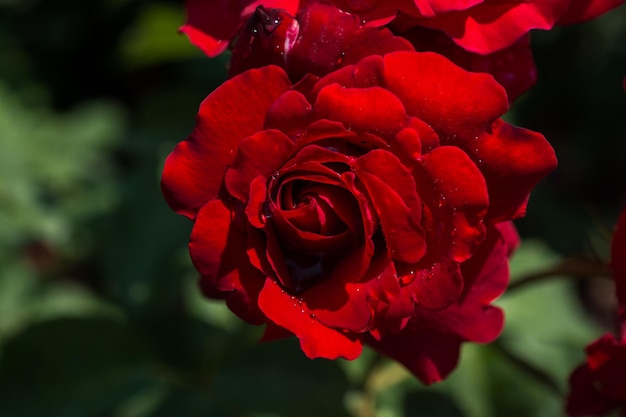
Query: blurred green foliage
0 1 625 416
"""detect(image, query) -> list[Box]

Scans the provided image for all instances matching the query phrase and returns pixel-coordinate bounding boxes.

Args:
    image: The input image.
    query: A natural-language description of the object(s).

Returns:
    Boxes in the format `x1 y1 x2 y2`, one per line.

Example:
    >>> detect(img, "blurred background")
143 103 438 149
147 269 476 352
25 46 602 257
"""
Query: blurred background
0 1 625 416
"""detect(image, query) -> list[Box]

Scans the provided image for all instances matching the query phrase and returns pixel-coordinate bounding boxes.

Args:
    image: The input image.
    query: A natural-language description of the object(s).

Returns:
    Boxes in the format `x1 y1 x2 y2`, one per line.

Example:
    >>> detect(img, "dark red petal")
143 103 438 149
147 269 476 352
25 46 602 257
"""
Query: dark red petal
586 334 626 400
258 278 363 359
611 208 626 306
283 2 413 80
411 261 464 310
365 326 463 384
413 0 483 16
229 7 300 77
264 90 313 136
310 55 386 99
181 0 299 57
260 320 293 342
161 66 291 219
417 146 489 262
245 175 268 229
470 119 557 222
557 0 625 24
460 222 518 304
566 364 619 417
303 268 372 332
420 0 570 54
365 254 415 332
225 129 294 203
382 51 508 140
407 27 536 102
354 150 426 263
315 84 409 137
190 200 265 324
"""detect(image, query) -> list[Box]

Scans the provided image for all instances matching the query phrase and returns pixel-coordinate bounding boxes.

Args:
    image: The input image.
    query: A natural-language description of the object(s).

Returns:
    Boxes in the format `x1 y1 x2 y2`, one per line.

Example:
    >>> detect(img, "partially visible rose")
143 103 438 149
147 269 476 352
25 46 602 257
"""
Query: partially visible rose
228 3 413 80
181 0 625 57
225 2 533 100
566 208 626 416
162 51 556 381
567 335 626 417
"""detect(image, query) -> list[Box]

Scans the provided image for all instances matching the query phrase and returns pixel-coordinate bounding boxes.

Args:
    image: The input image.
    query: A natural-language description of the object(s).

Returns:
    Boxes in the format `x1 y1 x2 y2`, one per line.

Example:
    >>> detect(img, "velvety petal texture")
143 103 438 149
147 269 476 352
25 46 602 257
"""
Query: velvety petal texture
162 49 554 383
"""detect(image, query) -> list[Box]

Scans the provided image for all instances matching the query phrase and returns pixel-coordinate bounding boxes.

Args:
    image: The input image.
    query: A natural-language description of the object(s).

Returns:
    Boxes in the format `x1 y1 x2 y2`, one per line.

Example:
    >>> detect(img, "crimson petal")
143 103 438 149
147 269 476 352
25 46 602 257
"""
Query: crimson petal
162 66 291 219
419 0 570 54
190 200 265 324
225 129 294 203
315 84 409 137
470 119 557 222
365 326 463 384
354 150 426 263
258 278 363 359
382 51 508 140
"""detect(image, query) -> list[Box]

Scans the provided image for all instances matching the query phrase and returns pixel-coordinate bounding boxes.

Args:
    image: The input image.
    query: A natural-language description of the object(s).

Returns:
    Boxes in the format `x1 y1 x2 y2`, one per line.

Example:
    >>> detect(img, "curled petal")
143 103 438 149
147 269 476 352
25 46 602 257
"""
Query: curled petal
225 129 294 203
354 150 426 263
419 0 570 54
161 66 291 218
469 119 558 222
181 0 298 57
190 200 265 324
258 279 363 359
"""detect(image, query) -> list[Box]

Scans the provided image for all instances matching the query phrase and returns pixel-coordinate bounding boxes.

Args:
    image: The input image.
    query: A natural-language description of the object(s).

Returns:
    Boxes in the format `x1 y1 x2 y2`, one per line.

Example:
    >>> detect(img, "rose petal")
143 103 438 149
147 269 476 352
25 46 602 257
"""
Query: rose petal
310 55 386 98
225 129 295 203
382 51 509 140
460 222 519 303
566 364 619 417
420 0 570 54
190 200 266 324
469 118 557 222
162 66 291 219
315 84 409 137
411 261 464 310
354 150 426 263
365 326 463 384
181 0 299 57
264 90 313 137
258 278 363 359
284 2 412 81
417 146 489 262
406 27 537 101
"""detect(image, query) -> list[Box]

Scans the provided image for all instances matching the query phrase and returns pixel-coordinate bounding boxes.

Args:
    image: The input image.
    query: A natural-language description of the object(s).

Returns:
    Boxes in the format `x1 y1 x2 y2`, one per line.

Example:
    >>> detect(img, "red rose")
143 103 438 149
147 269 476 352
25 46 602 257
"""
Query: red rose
161 51 556 381
566 335 626 417
180 0 623 99
566 208 626 416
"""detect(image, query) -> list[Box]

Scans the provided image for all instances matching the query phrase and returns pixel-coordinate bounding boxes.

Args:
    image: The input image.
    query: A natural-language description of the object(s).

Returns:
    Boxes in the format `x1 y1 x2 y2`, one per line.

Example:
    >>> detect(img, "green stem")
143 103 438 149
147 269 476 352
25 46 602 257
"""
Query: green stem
490 339 563 397
507 258 611 292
